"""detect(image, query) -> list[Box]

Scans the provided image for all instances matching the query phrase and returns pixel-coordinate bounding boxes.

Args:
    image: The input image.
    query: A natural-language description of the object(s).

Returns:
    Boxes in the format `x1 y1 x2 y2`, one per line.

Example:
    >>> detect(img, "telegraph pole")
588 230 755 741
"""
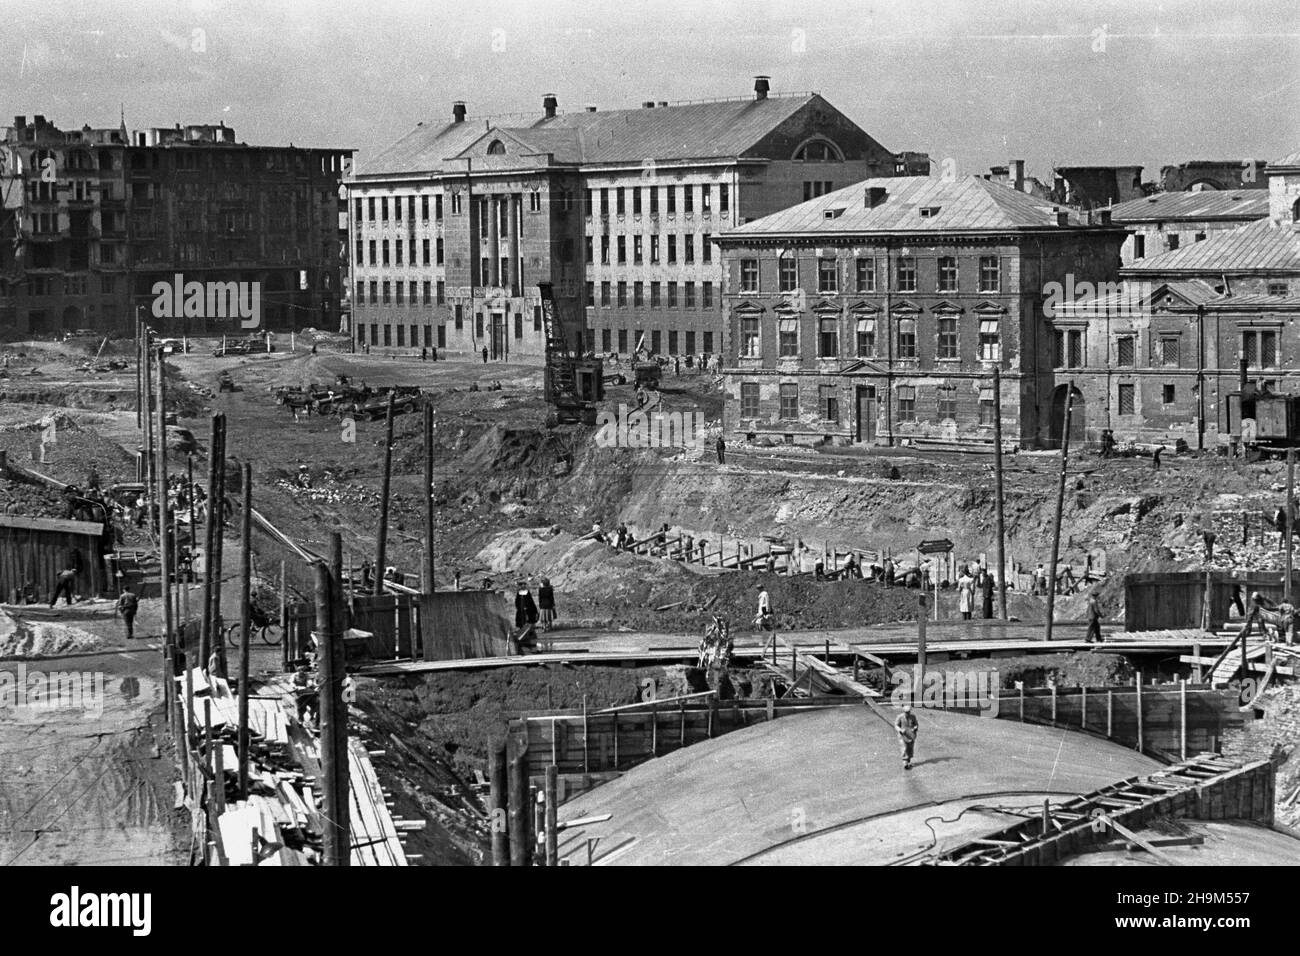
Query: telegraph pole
374 393 396 593
237 461 252 799
993 366 1008 620
424 402 436 597
1287 449 1295 605
1045 385 1074 642
154 347 173 654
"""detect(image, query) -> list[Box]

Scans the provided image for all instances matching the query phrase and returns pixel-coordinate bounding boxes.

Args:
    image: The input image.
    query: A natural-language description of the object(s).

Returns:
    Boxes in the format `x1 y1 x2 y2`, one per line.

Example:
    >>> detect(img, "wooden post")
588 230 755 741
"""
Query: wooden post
508 743 530 866
211 702 226 814
1180 678 1188 760
1041 799 1050 836
1051 683 1058 722
1193 640 1202 683
237 462 252 799
1045 382 1073 642
142 336 155 533
374 394 396 593
1019 682 1024 721
212 415 228 677
917 593 928 705
993 368 1008 621
1288 449 1295 605
424 402 436 600
1107 689 1114 738
279 560 288 671
1135 671 1144 753
581 695 589 774
1081 685 1087 730
161 644 172 728
314 559 348 866
532 791 545 865
155 347 174 654
544 764 559 867
489 737 510 866
200 413 220 675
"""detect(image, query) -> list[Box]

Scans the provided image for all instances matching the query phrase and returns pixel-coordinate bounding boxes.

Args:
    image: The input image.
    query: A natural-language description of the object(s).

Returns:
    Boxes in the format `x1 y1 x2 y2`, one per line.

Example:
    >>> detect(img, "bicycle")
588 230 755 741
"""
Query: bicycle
224 611 283 647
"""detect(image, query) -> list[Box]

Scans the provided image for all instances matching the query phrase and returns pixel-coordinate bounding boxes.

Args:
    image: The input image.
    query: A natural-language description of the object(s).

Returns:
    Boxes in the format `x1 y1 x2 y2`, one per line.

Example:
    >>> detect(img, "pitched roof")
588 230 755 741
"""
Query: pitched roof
722 176 1093 238
1110 190 1268 223
1267 149 1300 171
355 118 494 177
1123 217 1300 275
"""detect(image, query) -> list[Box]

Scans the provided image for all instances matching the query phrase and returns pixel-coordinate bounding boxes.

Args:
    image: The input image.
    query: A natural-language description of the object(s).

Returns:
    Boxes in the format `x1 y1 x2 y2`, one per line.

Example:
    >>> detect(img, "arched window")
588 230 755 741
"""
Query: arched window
793 138 843 162
487 140 506 155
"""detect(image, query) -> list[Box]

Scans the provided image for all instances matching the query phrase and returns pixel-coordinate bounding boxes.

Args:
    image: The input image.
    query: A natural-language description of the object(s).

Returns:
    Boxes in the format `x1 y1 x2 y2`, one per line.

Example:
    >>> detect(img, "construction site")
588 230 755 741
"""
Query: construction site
1 315 1298 870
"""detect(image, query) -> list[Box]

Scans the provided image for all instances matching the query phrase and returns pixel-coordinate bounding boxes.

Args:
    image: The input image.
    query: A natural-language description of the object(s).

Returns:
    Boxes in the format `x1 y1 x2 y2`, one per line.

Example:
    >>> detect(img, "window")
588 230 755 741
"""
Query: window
633 235 643 264
533 307 542 332
897 386 916 423
978 256 1000 293
818 258 838 293
585 281 595 306
979 319 1001 362
617 236 626 264
455 304 464 330
1243 329 1278 368
633 281 644 307
649 188 659 215
437 238 444 265
819 317 838 357
369 280 378 304
1112 335 1133 366
896 257 916 292
684 235 695 264
422 239 430 265
450 192 462 215
686 331 696 354
1118 383 1136 415
1268 282 1289 297
702 235 712 264
436 195 443 219
1162 383 1176 405
618 329 628 352
720 184 729 214
1159 335 1180 367
602 329 612 352
368 239 376 264
515 314 524 338
1167 234 1180 251
741 382 760 418
937 386 957 421
382 281 391 304
667 235 677 264
702 282 713 308
667 187 676 215
421 196 429 220
779 257 798 293
741 316 760 357
740 259 759 293
395 283 404 305
395 197 402 222
820 385 839 423
978 388 997 425
779 316 799 357
704 332 714 353
601 236 610 265
529 191 541 212
651 331 661 354
1055 329 1084 369
856 258 875 293
684 281 696 307
487 139 506 155
684 186 694 214
423 281 432 305
668 331 678 355
650 282 661 307
856 317 874 356
633 189 642 215
381 240 390 266
381 197 389 221
601 281 611 307
667 282 678 307
395 325 404 346
617 281 627 307
355 281 364 303
614 187 625 215
1133 235 1144 259
937 257 958 292
437 280 445 304
702 185 712 212
937 316 958 359
779 383 799 420
383 324 392 346
599 188 609 215
650 235 660 264
897 318 917 359
395 240 403 266
803 180 834 200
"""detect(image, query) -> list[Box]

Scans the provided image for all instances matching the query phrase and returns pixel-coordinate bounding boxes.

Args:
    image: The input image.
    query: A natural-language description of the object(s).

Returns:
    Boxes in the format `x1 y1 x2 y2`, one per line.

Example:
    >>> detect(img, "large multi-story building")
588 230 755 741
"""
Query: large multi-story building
1051 150 1300 448
346 78 925 360
716 175 1126 448
1110 189 1269 266
0 115 351 335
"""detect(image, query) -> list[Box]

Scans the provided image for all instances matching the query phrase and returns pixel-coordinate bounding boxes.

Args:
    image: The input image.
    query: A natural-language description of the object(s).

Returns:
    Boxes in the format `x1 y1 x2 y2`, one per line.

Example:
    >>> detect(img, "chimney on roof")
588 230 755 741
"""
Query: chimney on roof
657 101 668 108
1053 206 1069 227
14 116 24 128
642 101 655 108
542 94 558 118
864 185 887 209
452 101 467 123
1009 159 1025 192
754 76 771 100
1099 209 1112 226
585 105 597 113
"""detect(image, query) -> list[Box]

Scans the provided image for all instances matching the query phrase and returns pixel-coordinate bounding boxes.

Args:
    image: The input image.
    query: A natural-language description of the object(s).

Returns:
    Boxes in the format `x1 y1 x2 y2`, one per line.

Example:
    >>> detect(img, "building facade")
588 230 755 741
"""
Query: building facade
1051 151 1300 447
1110 189 1268 266
346 78 925 361
0 115 351 336
716 175 1126 448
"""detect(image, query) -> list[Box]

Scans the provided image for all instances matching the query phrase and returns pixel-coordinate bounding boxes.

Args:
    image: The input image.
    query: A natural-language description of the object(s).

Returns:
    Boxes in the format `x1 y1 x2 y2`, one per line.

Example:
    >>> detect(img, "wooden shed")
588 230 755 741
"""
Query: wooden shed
1124 570 1300 632
0 514 108 604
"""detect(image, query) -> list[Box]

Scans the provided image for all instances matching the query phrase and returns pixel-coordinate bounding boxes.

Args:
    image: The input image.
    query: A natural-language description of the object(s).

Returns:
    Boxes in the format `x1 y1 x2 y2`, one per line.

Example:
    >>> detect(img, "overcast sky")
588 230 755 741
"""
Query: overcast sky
3 0 1297 182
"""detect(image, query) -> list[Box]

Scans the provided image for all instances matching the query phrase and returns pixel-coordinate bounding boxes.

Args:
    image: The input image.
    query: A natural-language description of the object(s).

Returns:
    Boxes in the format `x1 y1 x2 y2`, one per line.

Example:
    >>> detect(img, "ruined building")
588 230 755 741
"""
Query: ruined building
1051 150 1300 448
1110 190 1269 266
0 115 352 335
346 78 928 360
716 175 1126 449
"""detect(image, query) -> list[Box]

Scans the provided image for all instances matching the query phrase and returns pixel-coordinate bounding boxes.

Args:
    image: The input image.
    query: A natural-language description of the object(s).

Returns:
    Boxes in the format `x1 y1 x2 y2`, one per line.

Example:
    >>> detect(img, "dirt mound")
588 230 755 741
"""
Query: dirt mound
0 608 106 657
0 412 137 490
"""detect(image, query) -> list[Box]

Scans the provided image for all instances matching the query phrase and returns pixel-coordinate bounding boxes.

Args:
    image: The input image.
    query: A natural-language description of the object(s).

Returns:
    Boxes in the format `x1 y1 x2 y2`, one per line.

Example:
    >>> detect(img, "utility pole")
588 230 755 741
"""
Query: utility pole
237 462 252 799
374 393 396 593
916 593 927 705
993 366 1008 620
314 556 348 865
142 332 156 533
1045 385 1074 642
200 413 220 674
155 347 173 654
1287 448 1295 605
212 417 228 677
424 401 436 599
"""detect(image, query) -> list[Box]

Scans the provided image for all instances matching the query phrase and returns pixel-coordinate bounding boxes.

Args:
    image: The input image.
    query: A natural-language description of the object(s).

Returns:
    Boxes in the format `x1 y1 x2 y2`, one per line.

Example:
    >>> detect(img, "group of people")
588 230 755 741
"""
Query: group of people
511 577 557 653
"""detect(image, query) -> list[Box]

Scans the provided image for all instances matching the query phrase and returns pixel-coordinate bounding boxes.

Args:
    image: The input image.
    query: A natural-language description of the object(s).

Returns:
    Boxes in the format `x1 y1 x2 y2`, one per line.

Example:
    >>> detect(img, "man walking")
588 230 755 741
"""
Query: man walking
895 704 919 770
117 585 139 640
1085 590 1104 643
481 345 489 364
715 435 725 465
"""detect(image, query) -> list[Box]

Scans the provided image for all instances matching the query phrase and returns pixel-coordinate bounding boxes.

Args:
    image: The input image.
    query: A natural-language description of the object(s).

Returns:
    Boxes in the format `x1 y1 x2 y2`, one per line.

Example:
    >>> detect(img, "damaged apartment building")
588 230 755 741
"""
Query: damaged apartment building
716 174 1126 448
1050 150 1300 449
345 78 927 360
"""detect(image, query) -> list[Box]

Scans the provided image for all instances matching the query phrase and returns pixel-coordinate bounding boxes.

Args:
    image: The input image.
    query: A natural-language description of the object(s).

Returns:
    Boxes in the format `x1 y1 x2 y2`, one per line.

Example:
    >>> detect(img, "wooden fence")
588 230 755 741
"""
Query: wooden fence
285 593 420 662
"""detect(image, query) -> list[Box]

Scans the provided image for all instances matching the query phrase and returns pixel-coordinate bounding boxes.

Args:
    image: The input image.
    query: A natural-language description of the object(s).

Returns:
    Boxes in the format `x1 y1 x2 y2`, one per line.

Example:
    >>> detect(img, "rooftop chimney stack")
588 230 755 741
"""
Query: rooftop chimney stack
585 105 597 113
452 101 467 123
1054 207 1069 227
1009 159 1025 192
542 94 558 118
642 101 655 109
864 185 887 209
1099 209 1112 226
754 76 771 100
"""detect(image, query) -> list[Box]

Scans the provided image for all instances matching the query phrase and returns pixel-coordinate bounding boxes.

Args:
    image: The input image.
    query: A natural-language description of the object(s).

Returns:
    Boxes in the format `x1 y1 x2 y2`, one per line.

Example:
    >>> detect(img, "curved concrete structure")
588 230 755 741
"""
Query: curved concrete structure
556 704 1160 865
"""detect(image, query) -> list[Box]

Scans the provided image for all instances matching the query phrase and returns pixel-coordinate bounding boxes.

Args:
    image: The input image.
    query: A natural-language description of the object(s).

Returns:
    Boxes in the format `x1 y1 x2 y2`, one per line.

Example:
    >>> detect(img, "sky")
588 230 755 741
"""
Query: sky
2 0 1297 183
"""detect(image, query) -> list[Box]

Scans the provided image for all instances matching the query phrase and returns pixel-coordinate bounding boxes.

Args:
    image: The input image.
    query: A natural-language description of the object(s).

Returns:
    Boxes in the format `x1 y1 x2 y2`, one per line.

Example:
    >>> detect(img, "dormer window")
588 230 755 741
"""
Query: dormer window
919 206 941 218
487 140 506 155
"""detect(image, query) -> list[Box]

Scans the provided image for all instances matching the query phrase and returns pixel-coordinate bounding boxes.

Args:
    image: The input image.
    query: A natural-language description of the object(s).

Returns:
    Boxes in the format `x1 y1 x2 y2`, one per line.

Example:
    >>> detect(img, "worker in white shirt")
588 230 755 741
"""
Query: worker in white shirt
755 585 772 631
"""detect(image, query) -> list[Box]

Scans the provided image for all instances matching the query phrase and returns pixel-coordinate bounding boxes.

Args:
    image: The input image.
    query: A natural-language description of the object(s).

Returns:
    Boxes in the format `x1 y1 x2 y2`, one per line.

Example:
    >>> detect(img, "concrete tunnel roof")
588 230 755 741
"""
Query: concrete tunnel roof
556 704 1160 865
